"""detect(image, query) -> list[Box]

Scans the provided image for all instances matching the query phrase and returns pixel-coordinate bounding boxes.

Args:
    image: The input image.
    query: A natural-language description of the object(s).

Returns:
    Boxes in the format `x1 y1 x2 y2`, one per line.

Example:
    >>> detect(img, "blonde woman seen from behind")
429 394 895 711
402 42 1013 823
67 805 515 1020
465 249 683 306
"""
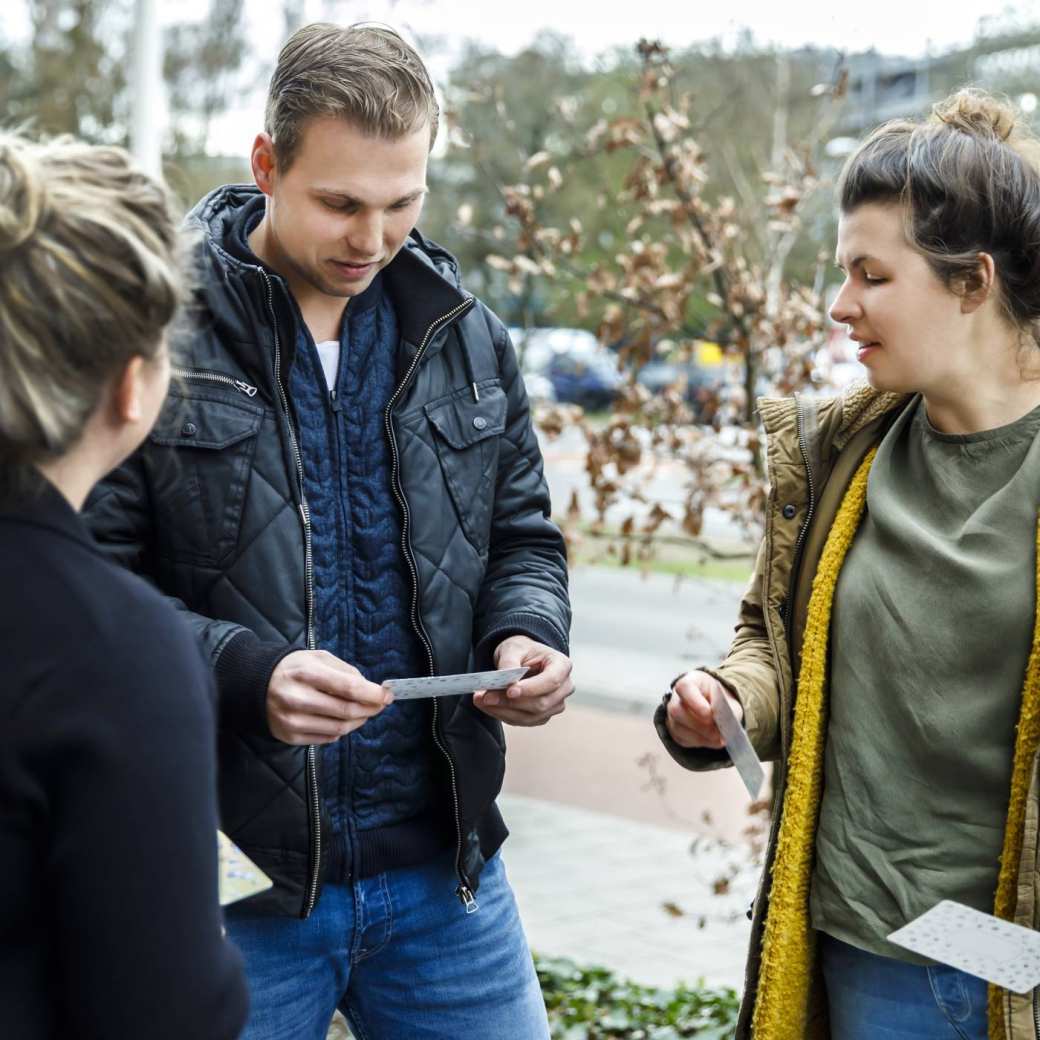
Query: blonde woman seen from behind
657 90 1040 1039
0 133 248 1039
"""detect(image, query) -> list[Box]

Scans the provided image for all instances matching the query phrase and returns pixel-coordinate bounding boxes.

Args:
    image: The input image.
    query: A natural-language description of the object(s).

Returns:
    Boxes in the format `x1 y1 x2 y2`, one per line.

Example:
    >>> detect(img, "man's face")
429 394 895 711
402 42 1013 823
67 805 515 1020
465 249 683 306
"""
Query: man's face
259 115 430 300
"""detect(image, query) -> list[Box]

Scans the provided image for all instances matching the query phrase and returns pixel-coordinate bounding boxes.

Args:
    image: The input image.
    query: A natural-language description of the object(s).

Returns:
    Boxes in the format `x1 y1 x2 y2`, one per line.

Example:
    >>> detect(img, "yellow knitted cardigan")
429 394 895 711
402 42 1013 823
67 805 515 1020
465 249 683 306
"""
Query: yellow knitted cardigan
751 448 1040 1040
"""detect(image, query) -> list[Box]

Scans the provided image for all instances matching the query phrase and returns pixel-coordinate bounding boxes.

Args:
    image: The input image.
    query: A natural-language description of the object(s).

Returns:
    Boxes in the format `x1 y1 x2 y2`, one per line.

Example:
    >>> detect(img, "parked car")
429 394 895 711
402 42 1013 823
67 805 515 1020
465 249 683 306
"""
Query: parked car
632 341 732 422
521 370 557 403
510 327 623 410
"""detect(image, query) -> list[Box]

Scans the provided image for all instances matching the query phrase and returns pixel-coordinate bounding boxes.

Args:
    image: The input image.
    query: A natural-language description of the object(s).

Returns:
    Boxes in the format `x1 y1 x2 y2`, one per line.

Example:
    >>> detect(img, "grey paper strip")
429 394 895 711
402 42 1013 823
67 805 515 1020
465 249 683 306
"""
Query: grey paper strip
383 667 529 701
711 690 764 800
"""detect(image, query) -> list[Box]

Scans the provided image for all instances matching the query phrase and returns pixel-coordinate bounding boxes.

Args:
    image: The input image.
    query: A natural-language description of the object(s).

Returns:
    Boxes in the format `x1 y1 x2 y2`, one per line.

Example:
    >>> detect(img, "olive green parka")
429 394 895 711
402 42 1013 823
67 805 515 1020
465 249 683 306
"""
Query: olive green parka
655 384 1040 1040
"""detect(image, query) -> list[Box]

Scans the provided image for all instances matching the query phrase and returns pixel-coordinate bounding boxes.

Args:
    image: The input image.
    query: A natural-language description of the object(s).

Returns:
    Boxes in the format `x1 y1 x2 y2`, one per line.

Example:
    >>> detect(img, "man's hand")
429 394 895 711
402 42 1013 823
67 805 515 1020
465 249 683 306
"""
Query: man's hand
267 650 391 745
472 635 573 727
666 670 744 750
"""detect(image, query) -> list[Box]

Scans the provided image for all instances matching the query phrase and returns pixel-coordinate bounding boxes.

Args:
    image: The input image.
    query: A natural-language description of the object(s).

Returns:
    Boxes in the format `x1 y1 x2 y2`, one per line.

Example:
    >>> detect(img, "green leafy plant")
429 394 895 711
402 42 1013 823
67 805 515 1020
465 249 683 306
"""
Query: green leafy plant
536 954 740 1039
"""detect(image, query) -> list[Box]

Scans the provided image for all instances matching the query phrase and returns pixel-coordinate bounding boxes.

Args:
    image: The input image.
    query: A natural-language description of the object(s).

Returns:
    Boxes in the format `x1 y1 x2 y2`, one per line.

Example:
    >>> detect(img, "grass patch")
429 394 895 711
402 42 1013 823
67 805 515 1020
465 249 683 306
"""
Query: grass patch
538 954 740 1039
328 956 740 1039
566 528 753 585
576 552 753 584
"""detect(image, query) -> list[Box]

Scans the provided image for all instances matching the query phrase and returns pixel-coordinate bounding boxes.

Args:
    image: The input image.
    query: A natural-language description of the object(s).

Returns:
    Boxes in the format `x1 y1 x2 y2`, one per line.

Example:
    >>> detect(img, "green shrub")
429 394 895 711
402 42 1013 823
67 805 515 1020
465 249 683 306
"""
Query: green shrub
536 954 740 1039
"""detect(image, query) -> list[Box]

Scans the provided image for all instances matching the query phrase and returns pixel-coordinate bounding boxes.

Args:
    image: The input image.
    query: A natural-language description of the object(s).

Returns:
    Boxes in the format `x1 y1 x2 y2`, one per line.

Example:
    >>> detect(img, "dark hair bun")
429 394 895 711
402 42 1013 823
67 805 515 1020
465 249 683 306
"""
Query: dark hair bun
931 87 1018 142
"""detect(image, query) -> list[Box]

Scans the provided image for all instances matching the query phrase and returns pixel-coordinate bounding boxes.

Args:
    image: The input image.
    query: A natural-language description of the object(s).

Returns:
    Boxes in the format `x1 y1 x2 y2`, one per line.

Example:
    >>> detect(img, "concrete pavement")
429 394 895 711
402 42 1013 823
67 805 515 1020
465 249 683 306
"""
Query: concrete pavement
500 791 755 991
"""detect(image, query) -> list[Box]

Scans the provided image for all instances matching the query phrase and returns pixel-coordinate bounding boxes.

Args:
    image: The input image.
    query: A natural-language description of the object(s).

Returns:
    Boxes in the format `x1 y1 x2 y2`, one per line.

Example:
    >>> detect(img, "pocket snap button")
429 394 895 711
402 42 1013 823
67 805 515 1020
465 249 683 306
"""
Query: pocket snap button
181 421 198 438
472 416 488 431
782 504 797 520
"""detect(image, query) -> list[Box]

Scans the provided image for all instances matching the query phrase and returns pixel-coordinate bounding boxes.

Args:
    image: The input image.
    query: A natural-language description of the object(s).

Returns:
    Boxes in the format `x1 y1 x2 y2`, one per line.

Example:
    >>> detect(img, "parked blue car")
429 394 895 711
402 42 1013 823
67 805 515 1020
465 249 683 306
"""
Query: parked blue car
510 327 623 410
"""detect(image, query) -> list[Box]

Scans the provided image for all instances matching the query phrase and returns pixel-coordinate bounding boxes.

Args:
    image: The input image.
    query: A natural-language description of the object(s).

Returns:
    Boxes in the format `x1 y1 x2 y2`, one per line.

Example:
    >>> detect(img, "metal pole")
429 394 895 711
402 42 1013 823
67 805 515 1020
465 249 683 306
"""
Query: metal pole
130 0 163 178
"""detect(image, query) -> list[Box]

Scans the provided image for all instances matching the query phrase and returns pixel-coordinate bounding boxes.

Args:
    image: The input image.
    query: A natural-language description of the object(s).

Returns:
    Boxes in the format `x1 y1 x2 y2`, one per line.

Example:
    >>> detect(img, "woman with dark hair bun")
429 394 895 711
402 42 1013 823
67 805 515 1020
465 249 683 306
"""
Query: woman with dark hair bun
0 131 247 1038
655 88 1040 1039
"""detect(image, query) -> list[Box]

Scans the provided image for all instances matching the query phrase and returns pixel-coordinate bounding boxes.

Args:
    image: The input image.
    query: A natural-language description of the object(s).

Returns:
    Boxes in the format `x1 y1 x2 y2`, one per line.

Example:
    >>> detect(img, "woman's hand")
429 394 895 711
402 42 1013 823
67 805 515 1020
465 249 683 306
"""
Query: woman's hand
665 670 745 750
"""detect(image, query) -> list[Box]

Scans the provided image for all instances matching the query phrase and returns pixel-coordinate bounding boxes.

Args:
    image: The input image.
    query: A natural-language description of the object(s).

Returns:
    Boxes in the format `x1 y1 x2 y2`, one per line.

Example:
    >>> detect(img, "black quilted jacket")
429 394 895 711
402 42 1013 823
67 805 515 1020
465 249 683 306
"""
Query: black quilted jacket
84 185 571 918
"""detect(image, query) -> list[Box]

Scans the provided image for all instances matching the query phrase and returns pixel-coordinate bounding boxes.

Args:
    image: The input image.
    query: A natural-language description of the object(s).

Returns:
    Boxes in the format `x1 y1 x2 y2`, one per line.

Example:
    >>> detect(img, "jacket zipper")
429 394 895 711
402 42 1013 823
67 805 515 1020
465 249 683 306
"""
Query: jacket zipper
784 394 818 647
257 269 322 918
173 367 258 397
383 296 478 911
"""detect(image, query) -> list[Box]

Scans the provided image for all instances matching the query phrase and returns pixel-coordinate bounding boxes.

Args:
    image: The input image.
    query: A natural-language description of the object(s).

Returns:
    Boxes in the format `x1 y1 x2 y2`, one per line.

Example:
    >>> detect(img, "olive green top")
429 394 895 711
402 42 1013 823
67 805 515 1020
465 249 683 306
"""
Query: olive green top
810 396 1040 962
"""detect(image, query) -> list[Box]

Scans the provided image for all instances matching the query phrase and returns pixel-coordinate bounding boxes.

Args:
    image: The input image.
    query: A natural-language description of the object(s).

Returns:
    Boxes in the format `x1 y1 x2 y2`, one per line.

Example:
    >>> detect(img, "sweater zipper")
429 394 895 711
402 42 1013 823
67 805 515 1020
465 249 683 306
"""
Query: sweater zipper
257 269 322 919
784 394 818 646
172 367 258 397
384 296 477 911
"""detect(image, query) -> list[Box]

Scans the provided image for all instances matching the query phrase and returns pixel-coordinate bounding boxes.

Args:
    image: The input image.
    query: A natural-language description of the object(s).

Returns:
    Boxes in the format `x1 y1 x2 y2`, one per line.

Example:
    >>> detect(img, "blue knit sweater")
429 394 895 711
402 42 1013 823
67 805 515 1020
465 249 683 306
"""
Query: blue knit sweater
288 274 442 881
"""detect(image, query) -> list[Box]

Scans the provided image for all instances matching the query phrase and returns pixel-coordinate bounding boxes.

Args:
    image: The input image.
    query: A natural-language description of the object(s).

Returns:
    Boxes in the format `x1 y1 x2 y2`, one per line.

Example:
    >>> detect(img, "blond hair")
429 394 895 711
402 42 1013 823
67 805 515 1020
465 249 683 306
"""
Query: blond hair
0 132 182 496
265 22 439 169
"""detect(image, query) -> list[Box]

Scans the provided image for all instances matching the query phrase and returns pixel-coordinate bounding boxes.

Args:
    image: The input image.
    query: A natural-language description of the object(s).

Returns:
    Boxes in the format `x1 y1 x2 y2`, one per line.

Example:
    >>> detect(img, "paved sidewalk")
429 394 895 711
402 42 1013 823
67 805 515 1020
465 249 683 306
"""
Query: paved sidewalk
499 792 755 992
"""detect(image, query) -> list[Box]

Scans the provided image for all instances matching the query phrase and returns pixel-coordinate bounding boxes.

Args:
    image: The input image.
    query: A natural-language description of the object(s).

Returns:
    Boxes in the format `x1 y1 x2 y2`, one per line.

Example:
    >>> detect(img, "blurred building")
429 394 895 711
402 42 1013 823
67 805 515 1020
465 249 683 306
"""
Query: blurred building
837 13 1040 133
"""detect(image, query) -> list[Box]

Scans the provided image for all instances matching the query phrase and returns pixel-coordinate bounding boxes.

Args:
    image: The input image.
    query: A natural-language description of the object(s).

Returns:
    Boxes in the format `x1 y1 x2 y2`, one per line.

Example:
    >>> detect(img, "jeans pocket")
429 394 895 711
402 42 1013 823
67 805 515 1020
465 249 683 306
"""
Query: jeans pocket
928 965 972 1025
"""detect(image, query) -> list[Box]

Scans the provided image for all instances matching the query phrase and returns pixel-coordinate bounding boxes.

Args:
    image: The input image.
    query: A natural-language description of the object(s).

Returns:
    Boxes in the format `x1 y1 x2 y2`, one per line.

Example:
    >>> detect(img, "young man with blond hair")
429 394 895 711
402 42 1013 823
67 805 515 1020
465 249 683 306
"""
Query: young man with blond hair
87 22 571 1040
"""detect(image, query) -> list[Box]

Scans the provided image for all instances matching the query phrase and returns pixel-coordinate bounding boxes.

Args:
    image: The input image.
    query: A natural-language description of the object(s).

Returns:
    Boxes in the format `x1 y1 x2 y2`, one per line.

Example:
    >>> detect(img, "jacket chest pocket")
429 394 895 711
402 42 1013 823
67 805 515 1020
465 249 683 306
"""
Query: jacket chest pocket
147 393 263 566
425 382 508 551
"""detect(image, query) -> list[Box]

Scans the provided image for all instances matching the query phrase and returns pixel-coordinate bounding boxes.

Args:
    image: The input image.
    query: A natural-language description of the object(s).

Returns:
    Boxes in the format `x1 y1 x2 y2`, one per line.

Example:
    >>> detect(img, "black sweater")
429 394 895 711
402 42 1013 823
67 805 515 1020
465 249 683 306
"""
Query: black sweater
0 479 247 1039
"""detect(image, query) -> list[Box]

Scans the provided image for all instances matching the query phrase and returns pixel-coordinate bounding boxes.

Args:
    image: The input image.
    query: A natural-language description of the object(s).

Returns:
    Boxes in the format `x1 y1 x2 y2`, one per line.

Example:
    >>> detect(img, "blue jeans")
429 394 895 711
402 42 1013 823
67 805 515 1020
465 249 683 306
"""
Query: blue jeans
225 849 549 1040
820 932 988 1039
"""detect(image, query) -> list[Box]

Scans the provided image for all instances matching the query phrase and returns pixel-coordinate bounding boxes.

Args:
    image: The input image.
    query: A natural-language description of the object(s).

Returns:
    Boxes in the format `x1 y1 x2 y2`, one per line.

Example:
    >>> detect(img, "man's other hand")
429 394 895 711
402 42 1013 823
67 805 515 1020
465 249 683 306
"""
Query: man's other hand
473 635 573 727
267 650 391 745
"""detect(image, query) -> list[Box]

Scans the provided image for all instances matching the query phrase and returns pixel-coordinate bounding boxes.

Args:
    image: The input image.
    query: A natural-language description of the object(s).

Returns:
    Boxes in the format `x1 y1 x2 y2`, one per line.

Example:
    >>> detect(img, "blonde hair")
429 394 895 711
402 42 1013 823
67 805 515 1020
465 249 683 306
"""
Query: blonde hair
265 22 439 169
839 88 1040 339
0 132 182 497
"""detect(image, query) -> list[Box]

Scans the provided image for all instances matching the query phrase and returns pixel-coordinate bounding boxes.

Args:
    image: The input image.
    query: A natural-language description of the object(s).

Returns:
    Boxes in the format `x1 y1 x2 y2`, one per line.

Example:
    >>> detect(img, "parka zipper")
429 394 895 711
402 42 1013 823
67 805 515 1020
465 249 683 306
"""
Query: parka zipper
257 269 322 918
783 394 818 646
383 295 477 911
172 367 258 398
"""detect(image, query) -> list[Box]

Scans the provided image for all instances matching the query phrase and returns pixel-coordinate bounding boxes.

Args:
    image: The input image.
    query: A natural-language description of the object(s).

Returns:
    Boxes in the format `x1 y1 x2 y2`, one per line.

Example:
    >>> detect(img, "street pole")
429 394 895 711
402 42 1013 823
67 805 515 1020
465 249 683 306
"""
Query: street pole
130 0 163 179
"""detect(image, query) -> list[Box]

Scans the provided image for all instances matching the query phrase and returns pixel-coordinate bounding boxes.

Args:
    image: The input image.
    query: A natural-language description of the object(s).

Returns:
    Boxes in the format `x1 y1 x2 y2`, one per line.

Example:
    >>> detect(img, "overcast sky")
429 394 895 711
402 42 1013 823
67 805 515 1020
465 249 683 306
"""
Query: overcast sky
0 0 1029 155
216 0 1028 154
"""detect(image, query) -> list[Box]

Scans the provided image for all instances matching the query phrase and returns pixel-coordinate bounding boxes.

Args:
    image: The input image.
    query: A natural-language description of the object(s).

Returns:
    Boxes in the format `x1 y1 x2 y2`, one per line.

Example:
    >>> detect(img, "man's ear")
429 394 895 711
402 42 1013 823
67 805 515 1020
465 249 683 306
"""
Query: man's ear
110 356 146 425
959 252 997 314
251 133 277 196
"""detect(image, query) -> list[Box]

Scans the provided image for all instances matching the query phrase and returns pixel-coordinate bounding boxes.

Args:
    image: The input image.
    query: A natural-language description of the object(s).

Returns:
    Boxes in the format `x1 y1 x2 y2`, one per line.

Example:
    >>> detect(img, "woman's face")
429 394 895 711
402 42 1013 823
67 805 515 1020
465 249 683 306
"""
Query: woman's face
829 202 971 396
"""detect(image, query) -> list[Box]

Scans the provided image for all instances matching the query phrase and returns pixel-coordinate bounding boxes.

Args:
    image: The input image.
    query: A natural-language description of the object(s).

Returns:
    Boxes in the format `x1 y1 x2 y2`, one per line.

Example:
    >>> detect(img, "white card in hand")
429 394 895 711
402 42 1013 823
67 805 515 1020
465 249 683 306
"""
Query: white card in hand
383 667 529 701
888 900 1040 994
710 689 764 800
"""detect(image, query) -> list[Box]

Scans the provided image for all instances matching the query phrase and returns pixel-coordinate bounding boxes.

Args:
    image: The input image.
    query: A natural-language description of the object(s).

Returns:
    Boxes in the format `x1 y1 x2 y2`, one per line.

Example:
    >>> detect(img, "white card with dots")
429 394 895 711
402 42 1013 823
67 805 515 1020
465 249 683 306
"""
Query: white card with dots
888 900 1040 993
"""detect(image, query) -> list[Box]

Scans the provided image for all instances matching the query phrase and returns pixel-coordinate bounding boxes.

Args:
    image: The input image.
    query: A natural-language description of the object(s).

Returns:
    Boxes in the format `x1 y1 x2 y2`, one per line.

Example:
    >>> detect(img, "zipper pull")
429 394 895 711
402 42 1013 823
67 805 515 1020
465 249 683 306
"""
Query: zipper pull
471 381 480 402
456 884 479 914
235 380 258 397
